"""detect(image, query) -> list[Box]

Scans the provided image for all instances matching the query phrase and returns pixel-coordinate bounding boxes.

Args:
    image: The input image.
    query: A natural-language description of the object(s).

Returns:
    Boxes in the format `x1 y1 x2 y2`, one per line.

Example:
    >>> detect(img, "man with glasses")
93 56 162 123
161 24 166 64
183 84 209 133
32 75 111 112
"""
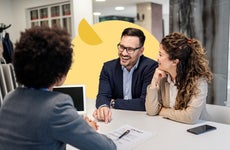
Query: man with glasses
93 27 158 123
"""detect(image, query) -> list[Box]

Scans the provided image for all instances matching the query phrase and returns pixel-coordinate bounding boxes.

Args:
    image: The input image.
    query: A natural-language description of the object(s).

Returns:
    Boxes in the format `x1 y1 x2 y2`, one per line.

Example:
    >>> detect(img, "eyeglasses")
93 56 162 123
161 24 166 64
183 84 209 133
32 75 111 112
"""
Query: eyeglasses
117 43 142 54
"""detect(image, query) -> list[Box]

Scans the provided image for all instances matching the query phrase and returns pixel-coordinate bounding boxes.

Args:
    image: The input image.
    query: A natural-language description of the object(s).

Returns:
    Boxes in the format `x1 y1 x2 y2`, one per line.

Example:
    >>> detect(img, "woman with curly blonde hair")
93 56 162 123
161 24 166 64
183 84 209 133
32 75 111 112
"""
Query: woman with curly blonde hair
145 32 213 124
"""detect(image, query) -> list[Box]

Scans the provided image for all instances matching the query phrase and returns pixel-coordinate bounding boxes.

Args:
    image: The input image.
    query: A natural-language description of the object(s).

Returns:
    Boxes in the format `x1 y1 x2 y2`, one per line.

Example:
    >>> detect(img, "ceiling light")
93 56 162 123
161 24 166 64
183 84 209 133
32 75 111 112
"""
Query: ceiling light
115 6 125 11
93 12 101 16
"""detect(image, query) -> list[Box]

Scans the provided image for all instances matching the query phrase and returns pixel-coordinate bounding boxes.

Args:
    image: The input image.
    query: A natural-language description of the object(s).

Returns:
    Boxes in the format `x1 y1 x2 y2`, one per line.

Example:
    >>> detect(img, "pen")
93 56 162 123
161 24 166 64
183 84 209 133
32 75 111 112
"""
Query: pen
118 129 130 140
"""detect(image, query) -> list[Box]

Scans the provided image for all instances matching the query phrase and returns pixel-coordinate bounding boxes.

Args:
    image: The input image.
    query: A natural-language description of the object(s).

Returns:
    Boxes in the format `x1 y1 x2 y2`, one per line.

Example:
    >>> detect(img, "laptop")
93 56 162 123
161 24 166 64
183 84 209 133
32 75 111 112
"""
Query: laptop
53 84 86 116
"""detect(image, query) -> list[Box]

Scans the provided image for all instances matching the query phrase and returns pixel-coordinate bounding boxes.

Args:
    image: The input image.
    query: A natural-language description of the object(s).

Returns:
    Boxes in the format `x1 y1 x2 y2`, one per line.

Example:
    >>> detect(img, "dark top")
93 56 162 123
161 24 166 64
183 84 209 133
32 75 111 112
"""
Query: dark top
0 88 116 150
96 55 158 111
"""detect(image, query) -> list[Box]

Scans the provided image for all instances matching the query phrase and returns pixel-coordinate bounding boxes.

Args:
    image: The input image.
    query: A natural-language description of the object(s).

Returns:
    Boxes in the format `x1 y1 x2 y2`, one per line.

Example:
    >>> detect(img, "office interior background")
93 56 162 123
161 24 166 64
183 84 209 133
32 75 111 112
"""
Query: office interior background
0 0 229 107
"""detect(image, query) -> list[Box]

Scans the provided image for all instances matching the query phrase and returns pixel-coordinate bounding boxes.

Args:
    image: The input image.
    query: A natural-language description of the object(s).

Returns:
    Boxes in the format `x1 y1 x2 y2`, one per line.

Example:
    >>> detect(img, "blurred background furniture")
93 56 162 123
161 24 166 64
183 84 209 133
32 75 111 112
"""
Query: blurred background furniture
206 104 230 125
0 63 18 107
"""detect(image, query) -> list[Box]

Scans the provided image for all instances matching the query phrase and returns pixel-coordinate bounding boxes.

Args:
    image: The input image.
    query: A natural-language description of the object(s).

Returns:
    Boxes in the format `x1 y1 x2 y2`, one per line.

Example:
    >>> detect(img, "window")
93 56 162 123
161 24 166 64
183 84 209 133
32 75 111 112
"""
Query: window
28 3 72 34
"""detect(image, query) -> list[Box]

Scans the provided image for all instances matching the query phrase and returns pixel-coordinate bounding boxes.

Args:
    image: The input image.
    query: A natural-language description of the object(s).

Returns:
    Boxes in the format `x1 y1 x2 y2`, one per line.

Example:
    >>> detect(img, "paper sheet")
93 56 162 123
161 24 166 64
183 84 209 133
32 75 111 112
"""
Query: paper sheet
106 124 155 150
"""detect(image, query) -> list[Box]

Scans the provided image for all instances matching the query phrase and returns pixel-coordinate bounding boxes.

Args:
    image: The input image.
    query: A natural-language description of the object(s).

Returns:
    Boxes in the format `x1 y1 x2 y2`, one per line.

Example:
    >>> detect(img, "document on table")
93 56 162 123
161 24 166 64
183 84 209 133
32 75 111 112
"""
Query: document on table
106 124 155 150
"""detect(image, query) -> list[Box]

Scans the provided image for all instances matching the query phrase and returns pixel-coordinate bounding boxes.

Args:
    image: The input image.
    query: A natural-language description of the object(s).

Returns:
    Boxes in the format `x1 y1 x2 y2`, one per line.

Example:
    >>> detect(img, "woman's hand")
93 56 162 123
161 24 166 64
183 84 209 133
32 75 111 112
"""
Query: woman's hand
150 68 167 88
84 116 99 130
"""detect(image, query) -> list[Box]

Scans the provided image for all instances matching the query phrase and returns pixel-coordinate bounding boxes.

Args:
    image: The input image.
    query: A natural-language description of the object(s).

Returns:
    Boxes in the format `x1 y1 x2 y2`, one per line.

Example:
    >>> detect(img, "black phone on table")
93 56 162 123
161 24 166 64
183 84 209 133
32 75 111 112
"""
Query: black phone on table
187 124 216 135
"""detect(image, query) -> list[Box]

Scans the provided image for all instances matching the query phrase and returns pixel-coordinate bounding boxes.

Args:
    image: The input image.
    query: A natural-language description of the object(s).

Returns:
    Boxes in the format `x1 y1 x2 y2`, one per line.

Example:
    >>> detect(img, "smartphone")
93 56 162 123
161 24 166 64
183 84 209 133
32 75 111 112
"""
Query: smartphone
187 124 216 135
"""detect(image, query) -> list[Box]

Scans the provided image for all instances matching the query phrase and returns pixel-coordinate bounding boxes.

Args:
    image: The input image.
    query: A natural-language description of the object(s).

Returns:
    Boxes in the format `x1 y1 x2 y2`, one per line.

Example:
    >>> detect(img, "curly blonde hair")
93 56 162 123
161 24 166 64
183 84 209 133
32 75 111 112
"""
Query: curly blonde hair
161 32 213 110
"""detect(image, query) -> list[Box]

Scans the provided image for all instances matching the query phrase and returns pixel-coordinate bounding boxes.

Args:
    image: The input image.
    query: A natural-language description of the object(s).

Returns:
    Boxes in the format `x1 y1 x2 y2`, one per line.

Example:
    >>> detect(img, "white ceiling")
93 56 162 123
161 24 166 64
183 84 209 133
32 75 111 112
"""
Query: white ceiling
92 0 169 18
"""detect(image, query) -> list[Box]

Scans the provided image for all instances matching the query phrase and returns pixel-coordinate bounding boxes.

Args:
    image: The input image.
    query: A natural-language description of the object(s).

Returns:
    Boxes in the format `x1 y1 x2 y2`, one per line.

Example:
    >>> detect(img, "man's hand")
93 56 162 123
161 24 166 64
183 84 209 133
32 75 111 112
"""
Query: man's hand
93 106 112 124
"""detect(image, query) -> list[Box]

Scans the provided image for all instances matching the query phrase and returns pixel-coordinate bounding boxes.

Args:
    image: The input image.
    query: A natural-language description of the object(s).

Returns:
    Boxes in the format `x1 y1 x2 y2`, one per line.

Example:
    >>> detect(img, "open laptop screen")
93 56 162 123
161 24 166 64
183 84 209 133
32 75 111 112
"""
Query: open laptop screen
53 84 86 115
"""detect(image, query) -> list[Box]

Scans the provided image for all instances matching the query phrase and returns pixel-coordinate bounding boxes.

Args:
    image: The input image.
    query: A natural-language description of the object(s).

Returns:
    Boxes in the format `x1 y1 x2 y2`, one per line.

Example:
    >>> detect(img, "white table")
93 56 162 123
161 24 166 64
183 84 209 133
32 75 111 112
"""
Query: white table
69 99 230 150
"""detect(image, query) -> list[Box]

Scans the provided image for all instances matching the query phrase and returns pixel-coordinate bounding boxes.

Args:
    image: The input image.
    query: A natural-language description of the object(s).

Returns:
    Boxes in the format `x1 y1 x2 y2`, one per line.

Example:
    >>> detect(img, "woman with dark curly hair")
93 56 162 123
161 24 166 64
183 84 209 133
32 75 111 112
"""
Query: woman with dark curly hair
0 26 116 150
145 32 213 124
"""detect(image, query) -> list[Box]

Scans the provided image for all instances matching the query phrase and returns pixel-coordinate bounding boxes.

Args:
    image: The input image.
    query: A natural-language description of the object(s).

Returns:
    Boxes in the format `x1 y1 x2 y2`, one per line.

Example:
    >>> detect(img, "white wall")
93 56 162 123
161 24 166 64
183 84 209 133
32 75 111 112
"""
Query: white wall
0 0 93 43
0 0 66 43
161 0 169 36
228 16 230 106
72 0 92 39
1 0 167 43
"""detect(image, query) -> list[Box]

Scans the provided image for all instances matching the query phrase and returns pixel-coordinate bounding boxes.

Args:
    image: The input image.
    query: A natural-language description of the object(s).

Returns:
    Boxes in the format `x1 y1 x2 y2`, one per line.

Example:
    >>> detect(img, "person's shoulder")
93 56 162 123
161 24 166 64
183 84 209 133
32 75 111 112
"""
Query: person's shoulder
104 58 119 66
38 89 73 104
141 55 156 61
52 91 72 101
140 55 158 64
47 91 75 110
197 77 208 86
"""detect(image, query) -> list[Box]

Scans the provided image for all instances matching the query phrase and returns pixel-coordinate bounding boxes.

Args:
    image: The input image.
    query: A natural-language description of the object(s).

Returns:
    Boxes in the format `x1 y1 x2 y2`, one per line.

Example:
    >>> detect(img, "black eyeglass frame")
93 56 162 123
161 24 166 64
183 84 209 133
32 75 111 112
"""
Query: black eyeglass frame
117 43 142 54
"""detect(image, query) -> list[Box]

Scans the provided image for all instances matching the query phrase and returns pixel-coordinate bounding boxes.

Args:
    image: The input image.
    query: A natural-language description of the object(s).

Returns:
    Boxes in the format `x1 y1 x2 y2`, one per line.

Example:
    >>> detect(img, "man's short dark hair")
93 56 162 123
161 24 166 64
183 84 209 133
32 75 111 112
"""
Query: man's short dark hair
121 27 146 47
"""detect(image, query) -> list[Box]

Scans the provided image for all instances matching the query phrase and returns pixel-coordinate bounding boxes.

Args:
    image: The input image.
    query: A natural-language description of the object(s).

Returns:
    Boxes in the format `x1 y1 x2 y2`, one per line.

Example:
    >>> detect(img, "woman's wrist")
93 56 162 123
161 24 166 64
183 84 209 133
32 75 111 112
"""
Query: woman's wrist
150 77 158 88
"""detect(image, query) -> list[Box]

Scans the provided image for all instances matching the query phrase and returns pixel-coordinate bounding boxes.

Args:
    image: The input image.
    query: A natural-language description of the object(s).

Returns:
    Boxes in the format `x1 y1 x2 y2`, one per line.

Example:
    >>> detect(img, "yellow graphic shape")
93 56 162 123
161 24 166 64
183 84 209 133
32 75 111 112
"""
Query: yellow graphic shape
78 19 102 45
65 20 159 99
